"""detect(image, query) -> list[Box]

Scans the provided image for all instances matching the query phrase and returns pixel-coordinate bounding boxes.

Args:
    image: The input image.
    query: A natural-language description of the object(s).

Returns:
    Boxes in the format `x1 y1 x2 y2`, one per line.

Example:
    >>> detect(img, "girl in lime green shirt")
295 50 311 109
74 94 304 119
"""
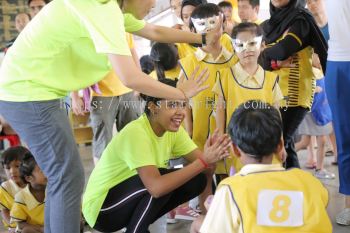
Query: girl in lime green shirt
83 78 231 232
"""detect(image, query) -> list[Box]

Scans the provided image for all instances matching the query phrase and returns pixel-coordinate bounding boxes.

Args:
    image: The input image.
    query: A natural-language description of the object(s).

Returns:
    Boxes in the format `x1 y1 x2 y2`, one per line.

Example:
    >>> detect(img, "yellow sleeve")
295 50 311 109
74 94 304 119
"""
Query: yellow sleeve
0 185 13 210
272 77 284 105
200 185 240 233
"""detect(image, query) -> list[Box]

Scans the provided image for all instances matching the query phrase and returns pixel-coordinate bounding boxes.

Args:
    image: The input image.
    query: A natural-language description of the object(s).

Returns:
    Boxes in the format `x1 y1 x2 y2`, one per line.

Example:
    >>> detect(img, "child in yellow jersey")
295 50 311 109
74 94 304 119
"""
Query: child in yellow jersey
176 0 233 59
11 152 47 233
179 3 238 213
149 43 181 80
195 101 332 233
0 146 28 232
214 23 283 174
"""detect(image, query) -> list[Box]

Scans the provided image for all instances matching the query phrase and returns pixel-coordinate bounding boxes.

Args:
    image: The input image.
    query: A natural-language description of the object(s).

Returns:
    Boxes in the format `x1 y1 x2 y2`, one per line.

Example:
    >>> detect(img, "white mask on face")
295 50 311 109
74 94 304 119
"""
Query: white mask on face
191 15 220 33
233 36 263 53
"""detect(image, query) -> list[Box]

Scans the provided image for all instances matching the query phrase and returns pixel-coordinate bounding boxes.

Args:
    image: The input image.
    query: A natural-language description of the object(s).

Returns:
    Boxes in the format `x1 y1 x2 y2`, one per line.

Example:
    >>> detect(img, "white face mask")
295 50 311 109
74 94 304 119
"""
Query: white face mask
191 15 220 33
233 36 263 53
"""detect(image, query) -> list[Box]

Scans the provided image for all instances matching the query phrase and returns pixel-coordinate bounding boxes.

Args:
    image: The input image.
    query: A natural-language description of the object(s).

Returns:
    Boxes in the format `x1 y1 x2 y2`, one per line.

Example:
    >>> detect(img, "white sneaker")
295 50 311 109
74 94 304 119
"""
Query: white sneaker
336 208 350 226
315 169 335 179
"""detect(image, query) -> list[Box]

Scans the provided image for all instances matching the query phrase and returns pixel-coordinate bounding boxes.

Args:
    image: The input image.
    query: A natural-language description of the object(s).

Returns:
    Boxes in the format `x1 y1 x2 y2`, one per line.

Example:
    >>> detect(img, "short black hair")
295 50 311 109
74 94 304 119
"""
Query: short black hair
189 3 222 32
237 0 260 7
228 100 282 160
28 0 50 5
218 1 233 9
181 0 207 20
140 78 178 116
140 55 155 75
1 146 29 168
150 43 179 80
19 152 37 184
231 22 262 39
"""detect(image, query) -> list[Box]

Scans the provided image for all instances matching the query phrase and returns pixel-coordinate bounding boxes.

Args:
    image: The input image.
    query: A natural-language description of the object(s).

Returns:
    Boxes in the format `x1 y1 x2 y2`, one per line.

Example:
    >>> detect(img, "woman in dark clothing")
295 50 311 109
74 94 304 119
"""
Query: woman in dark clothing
259 0 328 168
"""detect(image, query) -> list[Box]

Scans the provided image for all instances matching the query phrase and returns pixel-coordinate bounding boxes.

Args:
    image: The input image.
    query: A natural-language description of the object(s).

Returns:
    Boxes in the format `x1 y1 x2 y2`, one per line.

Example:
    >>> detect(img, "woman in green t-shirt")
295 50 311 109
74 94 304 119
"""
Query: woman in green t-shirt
82 78 231 232
0 1 223 233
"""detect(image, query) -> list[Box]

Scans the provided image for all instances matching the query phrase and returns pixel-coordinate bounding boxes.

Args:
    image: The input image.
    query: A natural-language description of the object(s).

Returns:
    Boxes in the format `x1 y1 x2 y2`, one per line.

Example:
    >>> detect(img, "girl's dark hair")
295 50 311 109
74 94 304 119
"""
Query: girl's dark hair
181 0 207 20
28 0 50 4
228 100 282 160
189 3 223 32
150 43 179 80
231 22 262 39
218 1 233 9
19 152 37 184
1 146 29 168
140 78 178 116
140 55 155 75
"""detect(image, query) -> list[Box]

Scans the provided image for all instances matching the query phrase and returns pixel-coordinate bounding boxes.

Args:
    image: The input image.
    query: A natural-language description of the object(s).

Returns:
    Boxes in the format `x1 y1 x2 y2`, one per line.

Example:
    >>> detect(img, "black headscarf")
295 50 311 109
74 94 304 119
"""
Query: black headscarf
262 0 328 72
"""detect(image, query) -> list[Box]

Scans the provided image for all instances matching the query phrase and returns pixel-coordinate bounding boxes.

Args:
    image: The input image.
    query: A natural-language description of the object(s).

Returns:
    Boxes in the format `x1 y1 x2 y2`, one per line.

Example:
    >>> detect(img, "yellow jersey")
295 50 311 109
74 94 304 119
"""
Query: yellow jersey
200 164 332 233
267 33 316 109
180 41 238 151
213 63 283 174
93 33 135 97
0 180 22 228
10 185 45 226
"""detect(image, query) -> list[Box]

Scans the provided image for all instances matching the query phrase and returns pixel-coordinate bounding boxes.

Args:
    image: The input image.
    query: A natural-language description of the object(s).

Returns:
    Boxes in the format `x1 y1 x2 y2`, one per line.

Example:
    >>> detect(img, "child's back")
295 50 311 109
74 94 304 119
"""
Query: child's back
200 100 331 233
219 167 331 233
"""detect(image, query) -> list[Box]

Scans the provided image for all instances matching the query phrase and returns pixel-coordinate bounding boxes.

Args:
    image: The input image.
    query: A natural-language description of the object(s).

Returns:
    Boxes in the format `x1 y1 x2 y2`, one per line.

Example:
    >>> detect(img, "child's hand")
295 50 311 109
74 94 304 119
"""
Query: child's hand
177 66 209 99
203 133 231 165
277 56 296 68
71 92 85 116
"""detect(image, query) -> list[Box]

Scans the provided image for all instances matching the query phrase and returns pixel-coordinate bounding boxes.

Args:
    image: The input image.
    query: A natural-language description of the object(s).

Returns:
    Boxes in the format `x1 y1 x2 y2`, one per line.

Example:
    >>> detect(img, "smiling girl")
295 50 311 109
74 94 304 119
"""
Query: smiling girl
83 78 231 233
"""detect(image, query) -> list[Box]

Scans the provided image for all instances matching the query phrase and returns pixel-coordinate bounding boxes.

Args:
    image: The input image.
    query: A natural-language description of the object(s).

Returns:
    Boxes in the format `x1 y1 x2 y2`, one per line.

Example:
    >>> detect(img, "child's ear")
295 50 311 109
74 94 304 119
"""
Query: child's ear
232 143 241 158
275 137 286 162
25 175 33 184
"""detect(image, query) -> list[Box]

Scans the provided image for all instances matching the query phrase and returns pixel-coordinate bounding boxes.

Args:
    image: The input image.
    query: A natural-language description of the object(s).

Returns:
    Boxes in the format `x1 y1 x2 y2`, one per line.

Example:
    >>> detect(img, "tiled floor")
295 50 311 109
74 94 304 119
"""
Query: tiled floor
1 145 349 233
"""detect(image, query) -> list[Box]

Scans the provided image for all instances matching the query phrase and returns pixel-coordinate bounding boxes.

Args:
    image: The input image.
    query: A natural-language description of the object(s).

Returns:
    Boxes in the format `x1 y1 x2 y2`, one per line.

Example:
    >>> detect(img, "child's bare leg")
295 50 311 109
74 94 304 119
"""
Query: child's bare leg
305 136 316 167
316 135 327 170
295 135 311 152
329 131 338 162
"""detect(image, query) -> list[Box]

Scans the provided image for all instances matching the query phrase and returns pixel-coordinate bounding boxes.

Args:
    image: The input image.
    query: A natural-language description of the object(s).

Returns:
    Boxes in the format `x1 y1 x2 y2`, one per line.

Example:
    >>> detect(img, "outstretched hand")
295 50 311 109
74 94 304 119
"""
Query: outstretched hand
177 66 209 99
203 129 231 165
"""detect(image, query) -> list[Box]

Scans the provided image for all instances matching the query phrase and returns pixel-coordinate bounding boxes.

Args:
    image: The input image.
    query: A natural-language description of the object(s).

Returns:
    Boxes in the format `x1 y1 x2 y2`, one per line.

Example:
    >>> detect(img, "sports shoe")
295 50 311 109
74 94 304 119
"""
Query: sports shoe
315 169 335 179
336 208 350 226
167 209 178 224
175 206 200 221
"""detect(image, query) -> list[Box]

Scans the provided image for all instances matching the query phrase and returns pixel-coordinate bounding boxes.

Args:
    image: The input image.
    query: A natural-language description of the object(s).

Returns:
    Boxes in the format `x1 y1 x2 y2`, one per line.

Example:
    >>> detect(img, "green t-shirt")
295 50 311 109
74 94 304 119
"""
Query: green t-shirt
0 0 145 101
82 114 197 227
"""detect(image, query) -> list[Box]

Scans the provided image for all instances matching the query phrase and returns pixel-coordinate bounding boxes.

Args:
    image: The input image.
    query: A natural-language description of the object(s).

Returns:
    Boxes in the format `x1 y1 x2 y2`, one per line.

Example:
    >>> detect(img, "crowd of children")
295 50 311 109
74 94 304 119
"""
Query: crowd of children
0 146 46 233
0 0 350 232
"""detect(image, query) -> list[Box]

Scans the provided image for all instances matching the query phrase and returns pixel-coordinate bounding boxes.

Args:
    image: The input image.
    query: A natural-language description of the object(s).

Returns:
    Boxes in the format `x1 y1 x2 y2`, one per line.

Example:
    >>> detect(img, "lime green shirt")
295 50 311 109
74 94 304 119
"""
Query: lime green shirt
82 114 197 227
0 0 145 101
